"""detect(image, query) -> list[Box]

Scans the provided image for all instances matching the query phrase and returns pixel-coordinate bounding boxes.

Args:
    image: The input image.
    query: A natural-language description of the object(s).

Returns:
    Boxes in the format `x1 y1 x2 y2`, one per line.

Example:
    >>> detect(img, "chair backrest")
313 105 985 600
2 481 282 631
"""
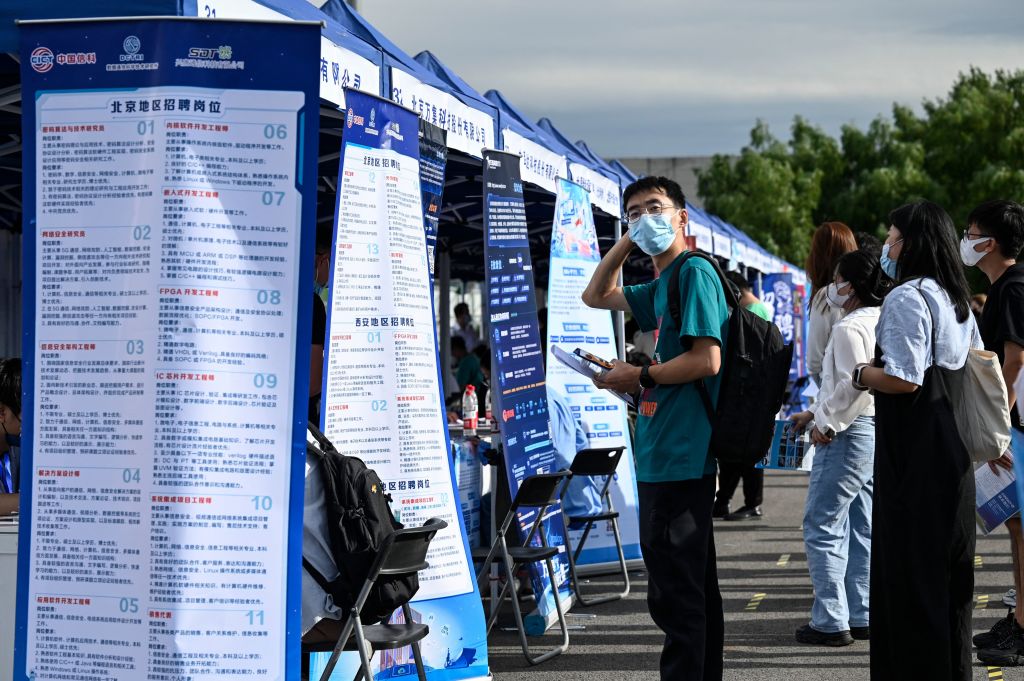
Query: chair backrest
510 470 572 511
569 447 625 477
376 517 448 577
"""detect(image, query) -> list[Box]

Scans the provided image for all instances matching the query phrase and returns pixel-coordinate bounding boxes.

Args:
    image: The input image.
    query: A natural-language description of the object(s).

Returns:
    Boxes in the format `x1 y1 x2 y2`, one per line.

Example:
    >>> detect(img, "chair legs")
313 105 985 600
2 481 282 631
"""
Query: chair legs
564 515 630 606
477 535 570 665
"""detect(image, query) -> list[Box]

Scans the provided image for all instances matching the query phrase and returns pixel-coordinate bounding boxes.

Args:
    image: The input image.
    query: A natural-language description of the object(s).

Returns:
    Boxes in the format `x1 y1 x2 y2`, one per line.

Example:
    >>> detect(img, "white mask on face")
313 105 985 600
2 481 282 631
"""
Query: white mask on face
826 282 852 309
959 234 992 267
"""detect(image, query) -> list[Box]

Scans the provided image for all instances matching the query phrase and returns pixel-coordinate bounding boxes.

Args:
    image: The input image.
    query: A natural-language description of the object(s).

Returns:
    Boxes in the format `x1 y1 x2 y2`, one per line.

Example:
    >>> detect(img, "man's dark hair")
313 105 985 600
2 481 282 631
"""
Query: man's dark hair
622 176 687 211
0 357 21 417
724 270 752 293
453 302 470 316
967 199 1024 259
450 336 467 353
854 231 883 259
889 201 972 323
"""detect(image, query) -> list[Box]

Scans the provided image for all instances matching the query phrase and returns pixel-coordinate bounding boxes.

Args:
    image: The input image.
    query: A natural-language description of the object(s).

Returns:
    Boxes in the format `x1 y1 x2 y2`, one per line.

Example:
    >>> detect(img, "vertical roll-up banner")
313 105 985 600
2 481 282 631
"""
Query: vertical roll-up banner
419 121 447 282
763 272 800 383
482 150 573 631
546 178 642 568
16 17 319 681
319 88 488 680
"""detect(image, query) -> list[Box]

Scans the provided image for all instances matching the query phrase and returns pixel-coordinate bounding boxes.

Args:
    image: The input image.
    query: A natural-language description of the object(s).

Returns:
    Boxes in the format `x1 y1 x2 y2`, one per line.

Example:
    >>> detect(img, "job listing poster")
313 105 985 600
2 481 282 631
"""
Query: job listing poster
16 18 320 681
482 150 572 623
318 89 488 681
546 178 642 568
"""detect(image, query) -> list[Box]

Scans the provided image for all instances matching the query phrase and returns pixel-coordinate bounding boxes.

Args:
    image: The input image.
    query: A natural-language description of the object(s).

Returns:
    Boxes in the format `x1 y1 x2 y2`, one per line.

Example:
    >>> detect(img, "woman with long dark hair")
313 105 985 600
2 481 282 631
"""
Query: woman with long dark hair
806 222 858 384
854 201 980 680
790 250 891 646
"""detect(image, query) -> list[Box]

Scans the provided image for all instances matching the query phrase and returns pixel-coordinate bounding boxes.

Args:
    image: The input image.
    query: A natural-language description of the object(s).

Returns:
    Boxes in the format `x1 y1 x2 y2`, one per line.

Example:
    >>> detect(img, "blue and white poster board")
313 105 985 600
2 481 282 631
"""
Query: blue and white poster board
545 178 641 568
757 420 815 471
482 150 572 630
16 17 319 681
319 89 488 680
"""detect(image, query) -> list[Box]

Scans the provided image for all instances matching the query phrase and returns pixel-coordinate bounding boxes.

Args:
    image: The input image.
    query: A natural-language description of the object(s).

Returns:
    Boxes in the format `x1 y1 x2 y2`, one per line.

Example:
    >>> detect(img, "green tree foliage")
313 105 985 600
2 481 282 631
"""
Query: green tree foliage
697 68 1024 267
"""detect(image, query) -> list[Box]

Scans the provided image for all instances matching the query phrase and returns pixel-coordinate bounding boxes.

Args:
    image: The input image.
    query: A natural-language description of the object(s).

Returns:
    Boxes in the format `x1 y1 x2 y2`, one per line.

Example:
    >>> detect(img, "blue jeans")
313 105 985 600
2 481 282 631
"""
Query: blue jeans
803 415 875 633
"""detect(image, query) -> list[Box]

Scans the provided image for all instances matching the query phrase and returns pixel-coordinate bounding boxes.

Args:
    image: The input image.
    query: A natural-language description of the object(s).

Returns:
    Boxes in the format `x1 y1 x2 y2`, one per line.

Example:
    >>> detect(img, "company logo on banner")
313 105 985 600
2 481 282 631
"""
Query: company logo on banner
501 127 567 193
16 17 321 681
319 89 488 680
391 67 494 159
546 178 642 567
482 150 573 625
195 0 380 106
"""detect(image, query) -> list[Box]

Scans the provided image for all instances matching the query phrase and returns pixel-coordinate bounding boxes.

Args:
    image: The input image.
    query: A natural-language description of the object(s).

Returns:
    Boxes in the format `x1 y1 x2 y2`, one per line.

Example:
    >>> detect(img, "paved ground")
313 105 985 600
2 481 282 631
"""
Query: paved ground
487 470 1016 680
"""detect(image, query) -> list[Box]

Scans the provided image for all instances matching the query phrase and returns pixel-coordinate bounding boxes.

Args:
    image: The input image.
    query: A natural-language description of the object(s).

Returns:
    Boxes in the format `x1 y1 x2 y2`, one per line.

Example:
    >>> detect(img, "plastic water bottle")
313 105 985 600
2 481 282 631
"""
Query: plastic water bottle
462 385 478 437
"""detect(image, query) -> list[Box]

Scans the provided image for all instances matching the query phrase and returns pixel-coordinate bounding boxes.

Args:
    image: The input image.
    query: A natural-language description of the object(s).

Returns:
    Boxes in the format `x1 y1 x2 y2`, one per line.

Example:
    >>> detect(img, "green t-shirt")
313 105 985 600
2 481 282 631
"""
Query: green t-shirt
746 300 772 322
456 353 485 394
622 253 729 482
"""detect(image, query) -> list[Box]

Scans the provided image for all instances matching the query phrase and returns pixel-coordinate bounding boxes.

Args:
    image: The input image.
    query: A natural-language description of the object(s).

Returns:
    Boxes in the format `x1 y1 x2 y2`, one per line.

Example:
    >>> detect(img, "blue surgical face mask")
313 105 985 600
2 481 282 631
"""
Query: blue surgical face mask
629 213 677 256
880 242 899 279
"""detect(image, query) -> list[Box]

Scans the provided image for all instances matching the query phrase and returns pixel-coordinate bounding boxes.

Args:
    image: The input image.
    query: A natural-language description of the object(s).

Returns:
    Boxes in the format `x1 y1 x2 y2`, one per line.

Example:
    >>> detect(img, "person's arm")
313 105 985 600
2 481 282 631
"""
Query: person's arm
581 235 634 312
1005 340 1023 414
594 338 721 393
856 365 919 394
309 344 324 398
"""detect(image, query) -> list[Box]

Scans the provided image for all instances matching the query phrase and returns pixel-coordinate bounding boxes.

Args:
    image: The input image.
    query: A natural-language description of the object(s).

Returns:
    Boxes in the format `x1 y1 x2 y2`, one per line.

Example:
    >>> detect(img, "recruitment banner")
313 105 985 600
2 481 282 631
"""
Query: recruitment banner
546 178 642 568
16 17 319 681
482 150 572 626
419 120 447 281
319 88 488 680
763 273 797 378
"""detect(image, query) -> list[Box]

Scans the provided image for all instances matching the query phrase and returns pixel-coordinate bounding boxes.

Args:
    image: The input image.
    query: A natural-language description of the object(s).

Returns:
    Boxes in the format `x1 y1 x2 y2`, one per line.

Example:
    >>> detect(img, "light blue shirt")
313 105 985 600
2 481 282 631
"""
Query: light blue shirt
547 386 601 519
877 277 981 386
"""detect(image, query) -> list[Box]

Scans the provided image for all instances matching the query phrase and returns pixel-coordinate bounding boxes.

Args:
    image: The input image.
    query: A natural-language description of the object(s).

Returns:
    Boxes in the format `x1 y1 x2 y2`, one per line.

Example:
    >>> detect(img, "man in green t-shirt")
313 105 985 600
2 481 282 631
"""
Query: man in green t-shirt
582 176 729 681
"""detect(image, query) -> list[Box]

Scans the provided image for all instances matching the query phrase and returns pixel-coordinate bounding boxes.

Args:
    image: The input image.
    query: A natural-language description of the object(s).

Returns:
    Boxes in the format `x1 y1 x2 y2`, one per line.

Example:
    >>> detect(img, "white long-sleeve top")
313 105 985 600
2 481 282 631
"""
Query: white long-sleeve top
807 289 845 380
811 306 880 434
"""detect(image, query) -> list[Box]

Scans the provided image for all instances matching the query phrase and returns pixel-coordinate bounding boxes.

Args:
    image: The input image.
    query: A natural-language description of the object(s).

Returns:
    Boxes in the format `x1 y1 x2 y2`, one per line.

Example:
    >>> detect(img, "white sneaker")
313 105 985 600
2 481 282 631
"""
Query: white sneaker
1003 588 1017 608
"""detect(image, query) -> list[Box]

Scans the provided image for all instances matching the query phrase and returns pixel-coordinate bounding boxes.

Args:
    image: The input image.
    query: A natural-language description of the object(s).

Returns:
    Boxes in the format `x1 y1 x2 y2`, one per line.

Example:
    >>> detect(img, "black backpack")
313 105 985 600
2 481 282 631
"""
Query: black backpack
304 422 418 624
667 253 793 465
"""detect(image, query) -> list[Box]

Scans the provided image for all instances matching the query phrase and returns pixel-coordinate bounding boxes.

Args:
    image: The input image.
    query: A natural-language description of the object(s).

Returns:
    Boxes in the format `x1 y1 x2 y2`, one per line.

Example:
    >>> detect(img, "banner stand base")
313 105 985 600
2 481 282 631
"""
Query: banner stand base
524 593 577 636
576 558 645 578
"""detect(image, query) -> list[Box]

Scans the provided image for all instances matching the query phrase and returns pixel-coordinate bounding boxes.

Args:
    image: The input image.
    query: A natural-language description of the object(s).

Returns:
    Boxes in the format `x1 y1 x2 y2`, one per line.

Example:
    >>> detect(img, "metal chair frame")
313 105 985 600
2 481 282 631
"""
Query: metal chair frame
561 447 631 606
305 518 447 681
474 470 571 665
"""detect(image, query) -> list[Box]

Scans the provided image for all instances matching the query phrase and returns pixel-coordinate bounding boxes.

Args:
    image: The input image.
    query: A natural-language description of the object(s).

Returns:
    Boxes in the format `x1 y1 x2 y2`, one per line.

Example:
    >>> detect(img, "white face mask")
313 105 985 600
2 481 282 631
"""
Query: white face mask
959 234 992 267
826 282 852 309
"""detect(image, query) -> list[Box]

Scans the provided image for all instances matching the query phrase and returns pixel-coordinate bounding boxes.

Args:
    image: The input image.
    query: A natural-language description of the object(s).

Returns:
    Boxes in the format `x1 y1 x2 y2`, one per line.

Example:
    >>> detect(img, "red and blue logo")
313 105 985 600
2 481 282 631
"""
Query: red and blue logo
30 47 54 73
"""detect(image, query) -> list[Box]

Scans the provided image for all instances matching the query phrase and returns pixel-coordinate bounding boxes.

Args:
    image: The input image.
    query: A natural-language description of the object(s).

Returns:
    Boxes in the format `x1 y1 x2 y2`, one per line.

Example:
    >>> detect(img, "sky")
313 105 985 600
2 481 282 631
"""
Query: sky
359 0 1024 159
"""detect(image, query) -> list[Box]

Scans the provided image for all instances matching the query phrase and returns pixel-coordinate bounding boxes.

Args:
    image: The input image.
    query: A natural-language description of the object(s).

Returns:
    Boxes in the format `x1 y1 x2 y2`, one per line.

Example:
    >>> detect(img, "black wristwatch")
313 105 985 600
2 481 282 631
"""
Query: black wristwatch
852 364 869 391
639 364 657 389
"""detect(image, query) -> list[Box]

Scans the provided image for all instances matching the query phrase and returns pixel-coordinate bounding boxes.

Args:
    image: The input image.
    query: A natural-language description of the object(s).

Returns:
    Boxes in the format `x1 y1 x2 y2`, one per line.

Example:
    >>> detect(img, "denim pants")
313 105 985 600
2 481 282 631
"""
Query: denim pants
802 415 875 632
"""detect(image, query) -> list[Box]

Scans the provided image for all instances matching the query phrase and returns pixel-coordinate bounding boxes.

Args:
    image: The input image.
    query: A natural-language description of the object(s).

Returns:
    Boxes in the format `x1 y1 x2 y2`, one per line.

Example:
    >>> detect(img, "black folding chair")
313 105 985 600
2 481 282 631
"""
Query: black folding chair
304 518 447 681
473 470 572 665
561 447 630 606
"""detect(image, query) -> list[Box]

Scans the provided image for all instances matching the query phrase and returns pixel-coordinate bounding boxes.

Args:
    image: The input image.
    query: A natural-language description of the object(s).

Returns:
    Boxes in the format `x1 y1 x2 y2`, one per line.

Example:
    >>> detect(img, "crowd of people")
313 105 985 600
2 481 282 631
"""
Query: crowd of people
583 175 1024 681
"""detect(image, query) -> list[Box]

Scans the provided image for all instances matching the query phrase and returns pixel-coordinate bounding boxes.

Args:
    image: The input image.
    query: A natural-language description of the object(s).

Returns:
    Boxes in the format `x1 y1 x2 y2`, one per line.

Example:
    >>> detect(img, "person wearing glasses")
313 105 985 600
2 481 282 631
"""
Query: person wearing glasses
582 176 729 681
958 200 1024 666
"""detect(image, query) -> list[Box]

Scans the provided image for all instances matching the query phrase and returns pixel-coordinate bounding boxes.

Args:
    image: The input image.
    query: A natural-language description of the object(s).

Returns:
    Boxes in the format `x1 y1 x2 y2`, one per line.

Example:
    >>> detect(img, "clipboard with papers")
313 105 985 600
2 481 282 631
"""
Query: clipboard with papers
551 345 638 407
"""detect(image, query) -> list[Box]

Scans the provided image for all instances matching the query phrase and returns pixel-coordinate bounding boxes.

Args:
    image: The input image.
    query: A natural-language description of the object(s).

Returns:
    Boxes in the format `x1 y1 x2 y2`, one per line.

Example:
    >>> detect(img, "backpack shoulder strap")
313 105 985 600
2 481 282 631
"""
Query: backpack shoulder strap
665 251 734 423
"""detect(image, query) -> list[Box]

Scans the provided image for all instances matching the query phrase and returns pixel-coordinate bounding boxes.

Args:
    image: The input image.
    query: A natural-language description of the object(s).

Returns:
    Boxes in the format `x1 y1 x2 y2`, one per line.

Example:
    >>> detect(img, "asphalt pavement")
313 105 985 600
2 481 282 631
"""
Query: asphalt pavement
486 470 1015 681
